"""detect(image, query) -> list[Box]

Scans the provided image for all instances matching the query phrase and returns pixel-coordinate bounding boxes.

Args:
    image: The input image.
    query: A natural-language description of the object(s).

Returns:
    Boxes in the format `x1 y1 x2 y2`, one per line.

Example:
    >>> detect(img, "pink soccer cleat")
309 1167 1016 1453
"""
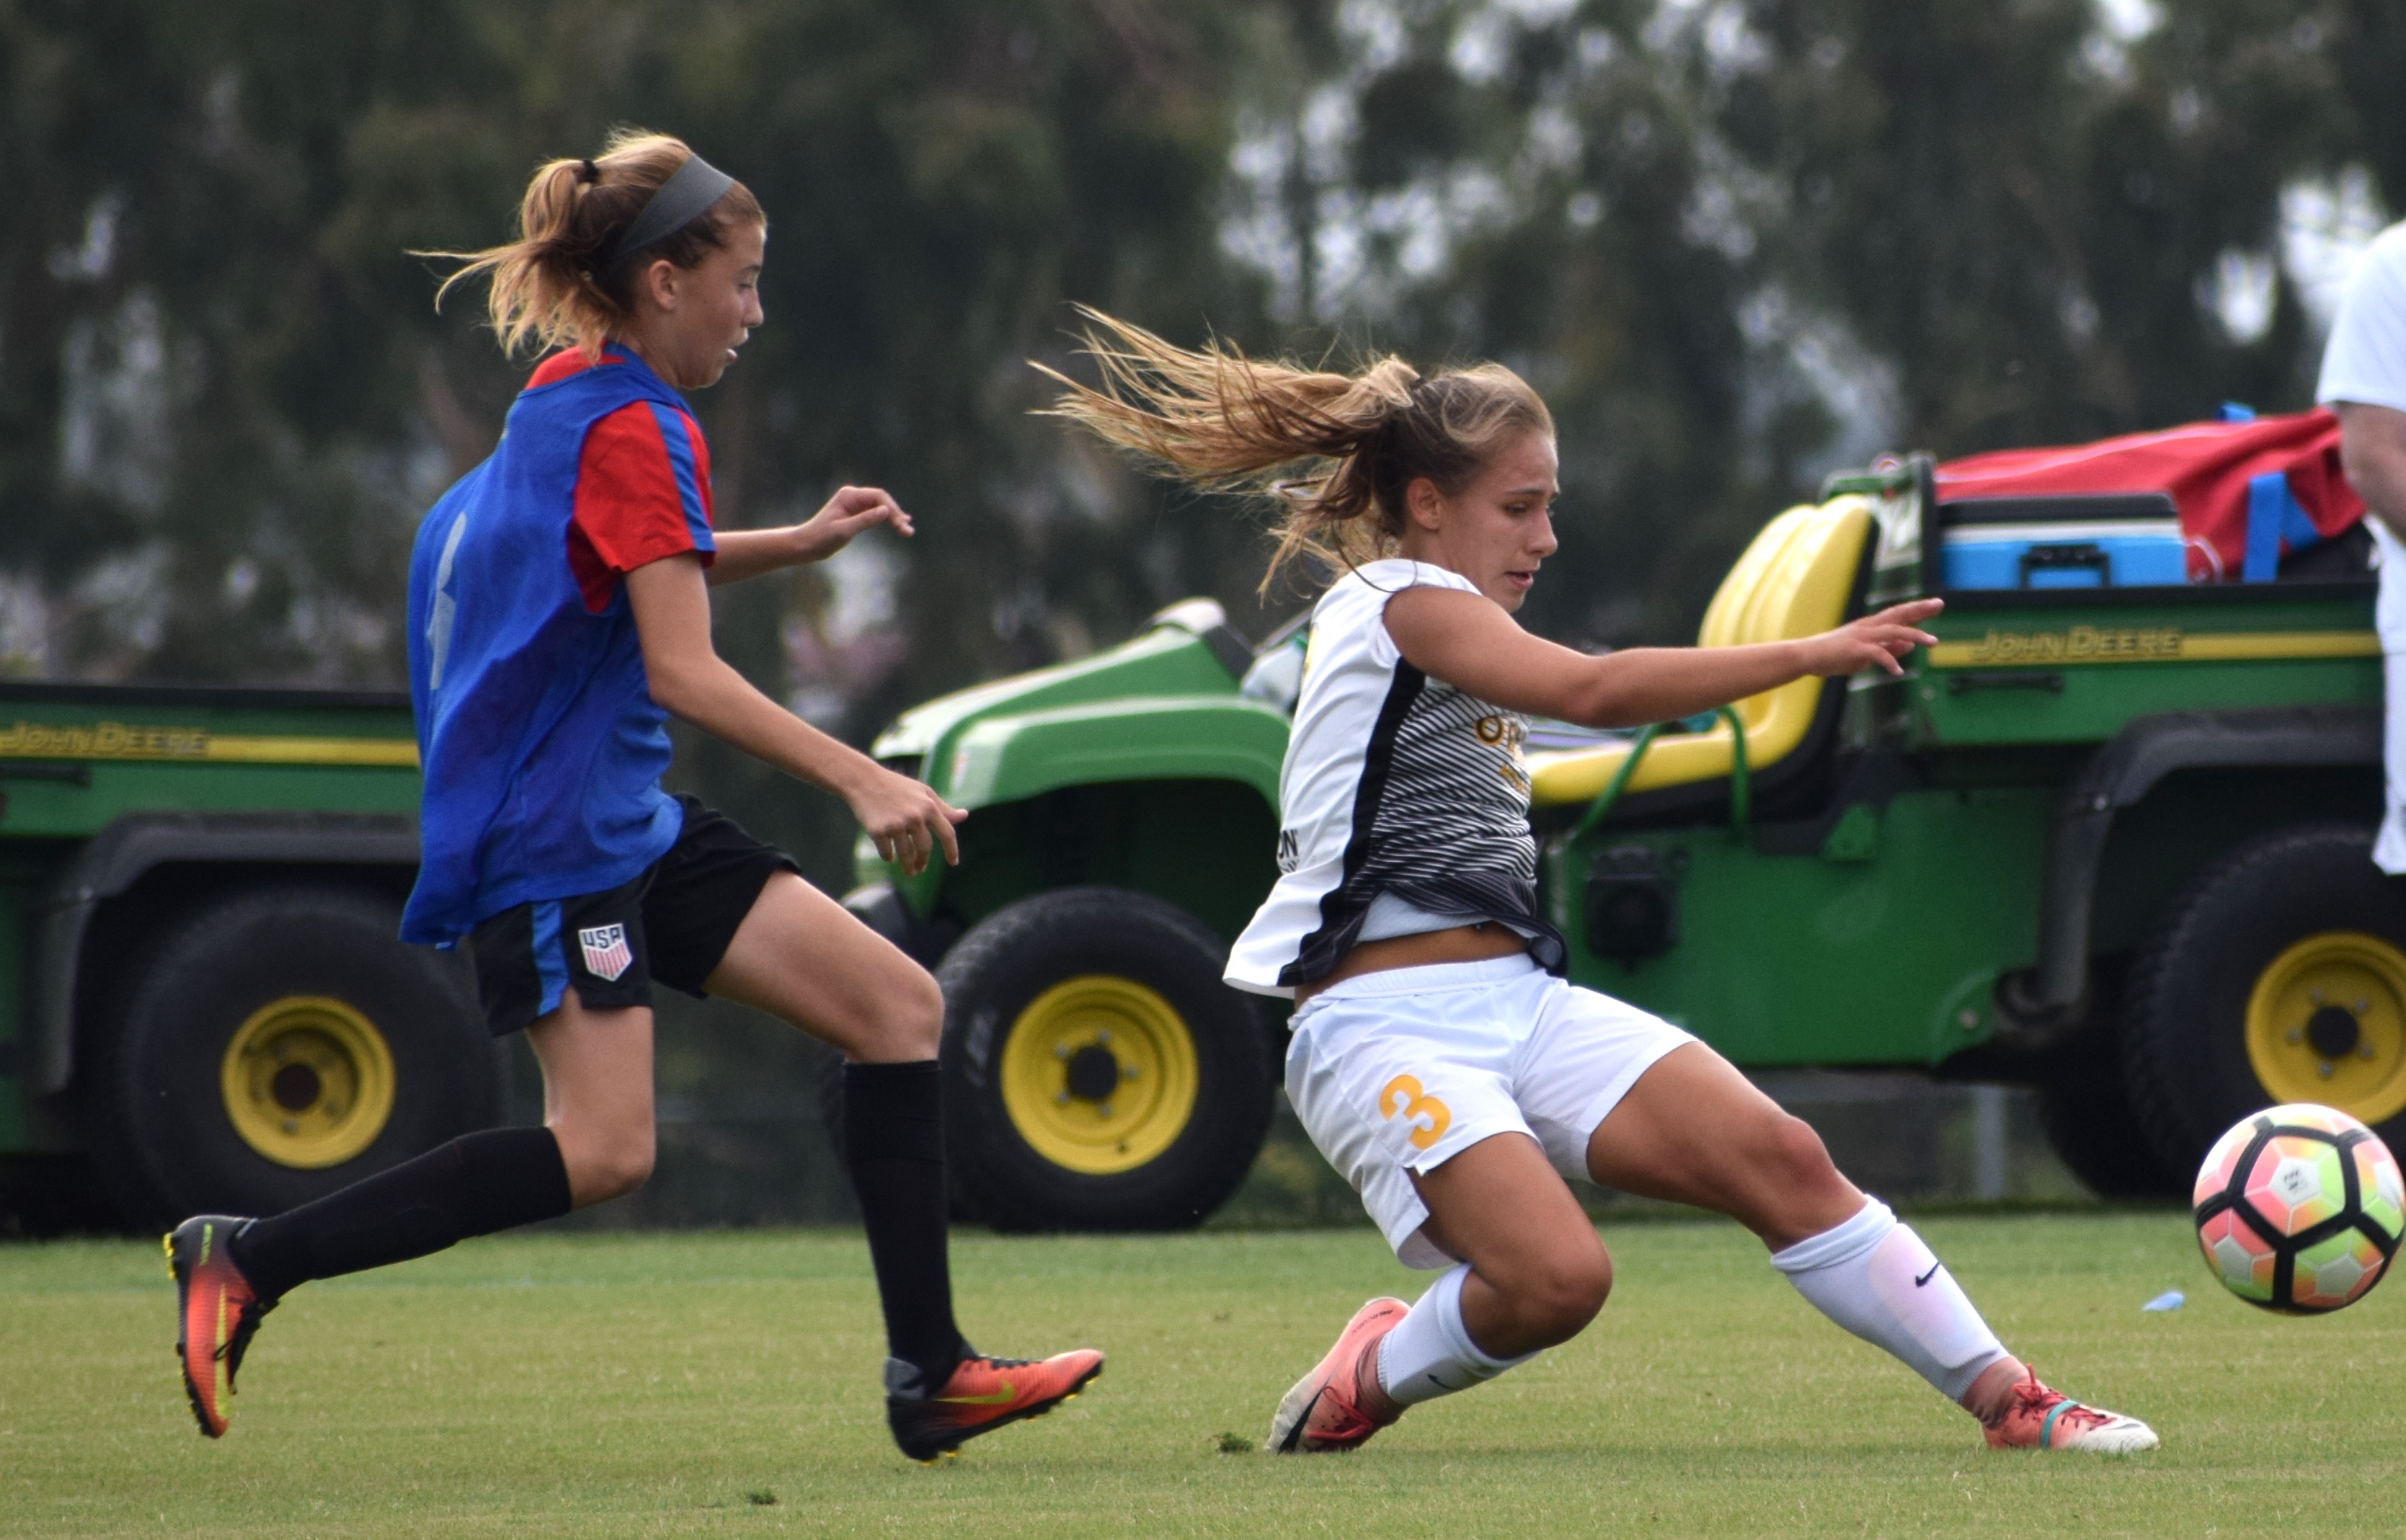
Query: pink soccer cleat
1266 1297 1408 1454
1982 1366 2159 1453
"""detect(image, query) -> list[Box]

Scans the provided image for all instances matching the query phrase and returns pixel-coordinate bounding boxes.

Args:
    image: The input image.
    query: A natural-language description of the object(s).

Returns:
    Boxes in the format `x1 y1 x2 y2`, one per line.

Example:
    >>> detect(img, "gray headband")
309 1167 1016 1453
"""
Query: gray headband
600 152 735 267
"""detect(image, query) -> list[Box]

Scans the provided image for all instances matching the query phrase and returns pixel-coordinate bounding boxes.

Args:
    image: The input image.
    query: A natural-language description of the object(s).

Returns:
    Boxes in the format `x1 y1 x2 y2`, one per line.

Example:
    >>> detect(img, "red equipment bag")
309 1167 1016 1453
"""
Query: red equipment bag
1934 408 2365 582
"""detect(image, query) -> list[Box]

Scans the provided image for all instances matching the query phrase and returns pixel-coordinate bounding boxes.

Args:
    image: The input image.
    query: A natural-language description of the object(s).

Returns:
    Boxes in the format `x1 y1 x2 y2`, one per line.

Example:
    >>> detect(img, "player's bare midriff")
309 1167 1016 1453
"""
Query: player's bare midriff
1292 922 1530 1006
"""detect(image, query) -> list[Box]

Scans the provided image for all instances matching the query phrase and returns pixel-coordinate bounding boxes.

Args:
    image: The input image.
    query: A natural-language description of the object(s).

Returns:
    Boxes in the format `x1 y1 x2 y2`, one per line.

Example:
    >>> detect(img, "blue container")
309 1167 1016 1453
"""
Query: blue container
1940 520 2188 590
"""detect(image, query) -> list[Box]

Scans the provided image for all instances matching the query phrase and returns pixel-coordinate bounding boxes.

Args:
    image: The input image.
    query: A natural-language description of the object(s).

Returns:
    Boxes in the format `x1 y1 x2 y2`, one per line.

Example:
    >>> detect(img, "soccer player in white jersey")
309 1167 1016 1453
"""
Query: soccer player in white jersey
1045 310 2157 1456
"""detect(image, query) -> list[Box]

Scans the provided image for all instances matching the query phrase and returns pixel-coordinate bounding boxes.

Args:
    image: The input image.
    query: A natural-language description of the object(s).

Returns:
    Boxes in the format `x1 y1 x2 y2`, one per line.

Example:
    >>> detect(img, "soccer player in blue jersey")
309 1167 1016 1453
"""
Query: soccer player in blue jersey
165 130 1100 1461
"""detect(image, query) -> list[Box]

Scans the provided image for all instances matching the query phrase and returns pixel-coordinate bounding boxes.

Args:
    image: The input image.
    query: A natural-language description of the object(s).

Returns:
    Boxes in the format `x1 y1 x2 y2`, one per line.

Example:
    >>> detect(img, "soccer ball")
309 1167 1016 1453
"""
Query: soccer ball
2192 1103 2403 1314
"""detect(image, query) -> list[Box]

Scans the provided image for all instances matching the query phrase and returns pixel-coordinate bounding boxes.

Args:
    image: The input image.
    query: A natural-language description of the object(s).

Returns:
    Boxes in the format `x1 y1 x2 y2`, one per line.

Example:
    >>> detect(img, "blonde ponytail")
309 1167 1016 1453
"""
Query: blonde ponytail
421 128 764 360
1039 308 1553 585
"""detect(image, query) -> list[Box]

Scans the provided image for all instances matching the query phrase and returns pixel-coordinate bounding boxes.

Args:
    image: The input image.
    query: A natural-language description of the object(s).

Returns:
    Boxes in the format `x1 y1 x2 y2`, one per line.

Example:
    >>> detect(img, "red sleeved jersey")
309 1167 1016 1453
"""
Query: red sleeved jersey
528 349 716 612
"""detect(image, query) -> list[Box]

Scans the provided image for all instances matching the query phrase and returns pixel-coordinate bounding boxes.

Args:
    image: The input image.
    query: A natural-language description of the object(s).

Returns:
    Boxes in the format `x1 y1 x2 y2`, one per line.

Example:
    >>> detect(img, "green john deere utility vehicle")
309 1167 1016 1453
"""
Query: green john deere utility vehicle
0 685 496 1231
851 455 2397 1230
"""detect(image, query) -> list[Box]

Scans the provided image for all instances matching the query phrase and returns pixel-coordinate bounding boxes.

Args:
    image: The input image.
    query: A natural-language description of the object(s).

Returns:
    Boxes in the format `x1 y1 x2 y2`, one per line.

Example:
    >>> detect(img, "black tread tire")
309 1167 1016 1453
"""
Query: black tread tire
2035 1034 2185 1199
81 885 502 1229
2121 824 2406 1182
937 886 1276 1232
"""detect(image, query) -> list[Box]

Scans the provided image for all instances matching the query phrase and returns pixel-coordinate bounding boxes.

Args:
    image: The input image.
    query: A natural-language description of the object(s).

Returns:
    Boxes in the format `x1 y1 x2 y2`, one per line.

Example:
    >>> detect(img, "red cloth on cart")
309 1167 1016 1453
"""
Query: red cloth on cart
1934 409 2364 581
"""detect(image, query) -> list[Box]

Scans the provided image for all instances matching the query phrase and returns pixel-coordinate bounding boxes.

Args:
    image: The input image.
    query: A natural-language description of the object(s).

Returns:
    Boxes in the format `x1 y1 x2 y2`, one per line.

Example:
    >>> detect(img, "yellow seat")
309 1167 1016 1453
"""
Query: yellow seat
1527 496 1873 808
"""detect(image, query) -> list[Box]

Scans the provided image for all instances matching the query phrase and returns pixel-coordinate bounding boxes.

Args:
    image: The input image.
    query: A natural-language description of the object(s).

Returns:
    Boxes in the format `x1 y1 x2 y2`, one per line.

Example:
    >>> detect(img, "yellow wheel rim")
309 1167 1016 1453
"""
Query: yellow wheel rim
218 996 396 1170
2245 932 2406 1125
998 976 1199 1175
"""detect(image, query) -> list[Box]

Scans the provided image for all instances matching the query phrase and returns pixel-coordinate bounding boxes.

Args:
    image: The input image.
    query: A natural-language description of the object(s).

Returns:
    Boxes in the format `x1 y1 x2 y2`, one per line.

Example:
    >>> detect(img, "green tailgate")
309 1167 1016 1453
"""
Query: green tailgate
0 684 420 837
1908 587 2379 745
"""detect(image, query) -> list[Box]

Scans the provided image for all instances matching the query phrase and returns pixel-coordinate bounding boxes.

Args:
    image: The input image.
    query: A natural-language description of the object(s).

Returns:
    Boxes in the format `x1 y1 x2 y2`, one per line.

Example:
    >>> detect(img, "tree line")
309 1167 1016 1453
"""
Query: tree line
1 0 2400 871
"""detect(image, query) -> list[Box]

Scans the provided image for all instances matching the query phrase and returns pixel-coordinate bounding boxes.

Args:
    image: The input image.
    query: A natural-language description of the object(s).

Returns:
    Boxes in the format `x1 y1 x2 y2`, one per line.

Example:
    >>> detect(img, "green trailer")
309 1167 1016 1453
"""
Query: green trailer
851 457 2401 1230
0 682 499 1231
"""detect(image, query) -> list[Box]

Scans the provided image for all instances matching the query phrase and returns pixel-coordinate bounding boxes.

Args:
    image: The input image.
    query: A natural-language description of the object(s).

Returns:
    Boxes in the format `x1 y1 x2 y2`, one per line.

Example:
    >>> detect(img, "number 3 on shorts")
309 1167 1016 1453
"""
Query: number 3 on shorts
1378 1074 1452 1151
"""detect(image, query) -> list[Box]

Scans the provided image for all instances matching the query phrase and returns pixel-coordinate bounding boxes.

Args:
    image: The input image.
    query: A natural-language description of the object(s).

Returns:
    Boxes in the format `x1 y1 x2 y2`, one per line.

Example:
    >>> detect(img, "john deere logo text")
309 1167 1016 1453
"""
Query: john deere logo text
0 720 210 759
1961 627 2184 664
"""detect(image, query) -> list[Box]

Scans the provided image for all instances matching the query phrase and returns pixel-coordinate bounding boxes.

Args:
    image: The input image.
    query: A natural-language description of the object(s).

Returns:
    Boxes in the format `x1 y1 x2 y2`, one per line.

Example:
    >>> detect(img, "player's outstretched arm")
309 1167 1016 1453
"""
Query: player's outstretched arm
1384 585 1943 730
2335 401 2406 542
706 484 915 584
626 552 963 873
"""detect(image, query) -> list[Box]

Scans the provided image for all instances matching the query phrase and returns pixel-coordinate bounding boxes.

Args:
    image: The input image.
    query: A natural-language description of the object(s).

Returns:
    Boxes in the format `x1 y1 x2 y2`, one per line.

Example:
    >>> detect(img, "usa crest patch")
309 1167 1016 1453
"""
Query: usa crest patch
578 923 633 982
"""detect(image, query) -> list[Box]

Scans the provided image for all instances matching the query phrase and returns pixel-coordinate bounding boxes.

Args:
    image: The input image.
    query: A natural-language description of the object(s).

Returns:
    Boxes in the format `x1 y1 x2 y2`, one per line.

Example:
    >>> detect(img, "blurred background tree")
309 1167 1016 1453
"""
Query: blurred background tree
5 0 2401 805
0 0 1284 874
1 0 2401 1219
1207 0 2403 642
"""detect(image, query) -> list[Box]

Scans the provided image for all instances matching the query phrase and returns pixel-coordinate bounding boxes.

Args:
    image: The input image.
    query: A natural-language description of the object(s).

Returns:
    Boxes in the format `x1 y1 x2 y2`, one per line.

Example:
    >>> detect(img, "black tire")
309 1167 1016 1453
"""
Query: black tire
81 885 502 1229
937 886 1276 1232
2035 1035 2185 1199
2122 824 2406 1182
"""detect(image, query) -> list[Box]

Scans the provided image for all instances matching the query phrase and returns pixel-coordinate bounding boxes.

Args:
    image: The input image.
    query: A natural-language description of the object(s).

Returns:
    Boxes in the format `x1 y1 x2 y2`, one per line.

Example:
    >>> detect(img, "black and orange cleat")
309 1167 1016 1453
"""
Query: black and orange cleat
164 1216 275 1438
884 1346 1104 1463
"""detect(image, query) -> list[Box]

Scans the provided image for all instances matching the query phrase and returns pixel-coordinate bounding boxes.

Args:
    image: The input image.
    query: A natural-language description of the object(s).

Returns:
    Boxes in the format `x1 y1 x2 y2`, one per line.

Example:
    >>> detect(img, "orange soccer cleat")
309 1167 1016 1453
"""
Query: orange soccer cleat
884 1347 1104 1463
164 1216 275 1438
1981 1366 2159 1453
1266 1296 1408 1454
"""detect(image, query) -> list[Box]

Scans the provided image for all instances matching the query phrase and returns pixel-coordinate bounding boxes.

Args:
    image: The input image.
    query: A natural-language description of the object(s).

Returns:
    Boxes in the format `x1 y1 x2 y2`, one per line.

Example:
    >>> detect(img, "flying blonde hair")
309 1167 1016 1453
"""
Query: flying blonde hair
422 128 763 360
1038 306 1553 587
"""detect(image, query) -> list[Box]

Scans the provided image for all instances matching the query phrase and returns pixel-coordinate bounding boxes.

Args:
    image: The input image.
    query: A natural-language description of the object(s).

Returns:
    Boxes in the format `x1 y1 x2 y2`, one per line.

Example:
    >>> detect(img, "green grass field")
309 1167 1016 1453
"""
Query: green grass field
4 1213 2400 1538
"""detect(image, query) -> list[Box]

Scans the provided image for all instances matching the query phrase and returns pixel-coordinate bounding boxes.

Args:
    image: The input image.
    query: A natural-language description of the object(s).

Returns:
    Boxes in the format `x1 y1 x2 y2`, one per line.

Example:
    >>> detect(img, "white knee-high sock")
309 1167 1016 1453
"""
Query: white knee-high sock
1770 1198 2009 1403
1375 1263 1535 1407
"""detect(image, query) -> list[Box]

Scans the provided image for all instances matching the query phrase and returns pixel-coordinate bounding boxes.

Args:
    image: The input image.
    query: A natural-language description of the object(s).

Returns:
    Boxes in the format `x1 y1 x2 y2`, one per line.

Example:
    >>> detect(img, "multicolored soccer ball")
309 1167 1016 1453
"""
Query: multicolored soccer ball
2192 1103 2403 1313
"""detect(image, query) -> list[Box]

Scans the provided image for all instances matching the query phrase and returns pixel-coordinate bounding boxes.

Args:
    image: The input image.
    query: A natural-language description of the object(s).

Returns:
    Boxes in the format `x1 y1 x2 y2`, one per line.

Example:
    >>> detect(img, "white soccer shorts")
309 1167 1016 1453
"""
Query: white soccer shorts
1283 953 1695 1268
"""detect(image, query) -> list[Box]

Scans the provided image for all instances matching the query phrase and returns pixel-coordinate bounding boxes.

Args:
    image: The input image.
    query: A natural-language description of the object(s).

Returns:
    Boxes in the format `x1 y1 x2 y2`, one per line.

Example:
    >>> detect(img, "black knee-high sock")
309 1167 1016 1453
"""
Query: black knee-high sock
229 1126 572 1304
842 1061 965 1392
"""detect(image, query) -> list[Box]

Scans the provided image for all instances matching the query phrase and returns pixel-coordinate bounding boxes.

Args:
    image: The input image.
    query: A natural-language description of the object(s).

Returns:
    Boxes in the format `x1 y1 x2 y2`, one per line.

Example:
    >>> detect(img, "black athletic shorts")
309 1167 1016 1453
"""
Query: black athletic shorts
463 796 800 1037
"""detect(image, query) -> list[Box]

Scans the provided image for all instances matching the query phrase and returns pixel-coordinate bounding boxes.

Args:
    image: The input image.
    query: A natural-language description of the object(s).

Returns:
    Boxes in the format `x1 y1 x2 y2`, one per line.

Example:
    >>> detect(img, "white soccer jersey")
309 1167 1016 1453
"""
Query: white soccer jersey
1225 559 1566 997
2317 221 2406 871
